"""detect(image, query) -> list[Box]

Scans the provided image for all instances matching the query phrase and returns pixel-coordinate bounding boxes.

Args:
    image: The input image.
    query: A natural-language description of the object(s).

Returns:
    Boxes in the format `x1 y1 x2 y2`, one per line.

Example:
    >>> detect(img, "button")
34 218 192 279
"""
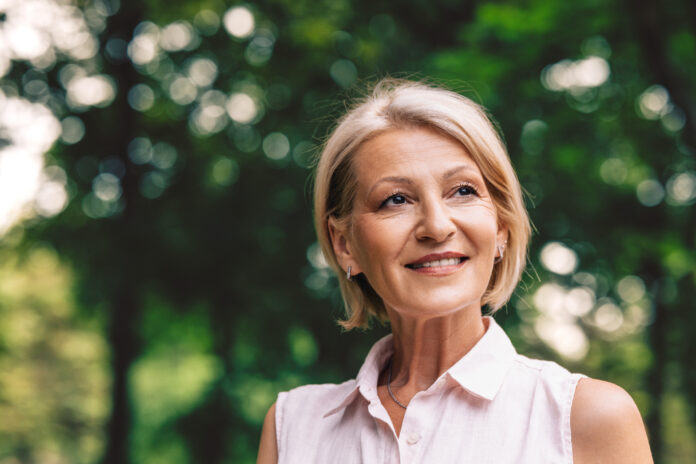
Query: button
406 432 420 445
436 378 446 389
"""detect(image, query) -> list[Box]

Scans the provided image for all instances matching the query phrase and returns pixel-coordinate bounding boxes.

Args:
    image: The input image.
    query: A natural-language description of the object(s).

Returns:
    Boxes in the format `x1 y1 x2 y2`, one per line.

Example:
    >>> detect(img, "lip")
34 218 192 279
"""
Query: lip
405 252 469 276
406 251 468 266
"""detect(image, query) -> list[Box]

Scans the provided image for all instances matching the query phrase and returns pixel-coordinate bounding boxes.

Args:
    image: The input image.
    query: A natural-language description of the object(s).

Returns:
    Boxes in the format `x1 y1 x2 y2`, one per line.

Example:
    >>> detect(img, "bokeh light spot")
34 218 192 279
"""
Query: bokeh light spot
160 21 195 52
565 287 595 317
60 116 85 144
187 57 218 87
194 9 221 36
666 172 696 205
287 327 318 367
66 75 116 109
92 173 122 202
262 132 290 160
223 6 255 39
128 22 160 65
151 143 177 170
540 242 578 275
599 158 627 185
542 56 610 91
616 275 646 303
520 119 548 155
594 302 624 332
306 242 329 269
636 179 664 207
226 92 258 124
139 171 168 199
329 59 357 89
128 137 153 165
534 317 589 361
637 85 670 120
168 76 197 106
209 157 239 187
128 84 155 111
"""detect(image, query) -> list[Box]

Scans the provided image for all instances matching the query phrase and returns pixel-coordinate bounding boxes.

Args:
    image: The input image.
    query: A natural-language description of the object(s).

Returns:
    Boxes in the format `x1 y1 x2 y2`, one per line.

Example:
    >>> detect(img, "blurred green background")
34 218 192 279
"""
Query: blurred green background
0 0 694 462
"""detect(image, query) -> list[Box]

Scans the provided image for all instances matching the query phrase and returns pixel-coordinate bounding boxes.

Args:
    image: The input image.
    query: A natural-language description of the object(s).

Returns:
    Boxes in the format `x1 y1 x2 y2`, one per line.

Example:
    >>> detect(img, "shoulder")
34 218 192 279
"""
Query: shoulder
257 402 277 464
280 379 358 409
270 380 360 462
511 353 580 392
275 379 358 428
571 378 653 463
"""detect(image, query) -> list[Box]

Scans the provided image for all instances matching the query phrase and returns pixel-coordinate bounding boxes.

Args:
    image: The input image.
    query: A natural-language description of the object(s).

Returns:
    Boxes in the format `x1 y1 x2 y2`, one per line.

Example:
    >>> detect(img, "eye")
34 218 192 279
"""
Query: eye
380 193 407 208
454 183 479 197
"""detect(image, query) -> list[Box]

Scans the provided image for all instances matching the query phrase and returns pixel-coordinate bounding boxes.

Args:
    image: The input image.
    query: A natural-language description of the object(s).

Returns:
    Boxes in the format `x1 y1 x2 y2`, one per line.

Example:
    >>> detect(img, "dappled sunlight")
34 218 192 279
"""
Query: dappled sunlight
534 316 589 361
0 0 99 74
542 56 610 92
0 246 109 462
0 92 62 235
0 0 692 461
128 22 161 65
66 74 117 108
160 21 197 52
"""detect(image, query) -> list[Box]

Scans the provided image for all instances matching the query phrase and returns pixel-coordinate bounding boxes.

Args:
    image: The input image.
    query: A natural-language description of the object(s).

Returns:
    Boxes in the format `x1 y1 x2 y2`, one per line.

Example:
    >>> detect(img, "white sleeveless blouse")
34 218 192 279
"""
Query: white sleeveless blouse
275 316 585 463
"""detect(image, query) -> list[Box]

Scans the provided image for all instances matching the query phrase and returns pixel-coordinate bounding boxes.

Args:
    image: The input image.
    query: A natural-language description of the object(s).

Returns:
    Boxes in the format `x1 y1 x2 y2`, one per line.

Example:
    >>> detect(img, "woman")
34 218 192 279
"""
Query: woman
258 79 653 463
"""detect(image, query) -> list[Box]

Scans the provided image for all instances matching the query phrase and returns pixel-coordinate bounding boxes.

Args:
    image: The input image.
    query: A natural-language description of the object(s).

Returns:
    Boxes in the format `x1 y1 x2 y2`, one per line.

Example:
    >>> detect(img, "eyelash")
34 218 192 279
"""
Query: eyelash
378 182 480 209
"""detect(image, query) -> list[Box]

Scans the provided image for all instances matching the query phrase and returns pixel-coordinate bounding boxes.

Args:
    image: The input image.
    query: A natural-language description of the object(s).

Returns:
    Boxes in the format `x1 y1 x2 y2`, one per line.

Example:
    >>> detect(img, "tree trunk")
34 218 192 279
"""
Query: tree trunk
99 2 144 463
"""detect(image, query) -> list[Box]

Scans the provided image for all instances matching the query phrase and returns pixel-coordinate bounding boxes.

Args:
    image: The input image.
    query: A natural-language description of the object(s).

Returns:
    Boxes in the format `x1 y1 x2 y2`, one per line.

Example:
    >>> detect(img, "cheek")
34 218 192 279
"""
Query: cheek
352 216 409 267
452 206 499 243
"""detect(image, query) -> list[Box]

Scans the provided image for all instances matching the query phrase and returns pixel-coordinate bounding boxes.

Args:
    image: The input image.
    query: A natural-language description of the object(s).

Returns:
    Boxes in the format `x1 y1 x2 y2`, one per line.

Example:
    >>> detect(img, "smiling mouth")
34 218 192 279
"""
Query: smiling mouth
406 257 468 269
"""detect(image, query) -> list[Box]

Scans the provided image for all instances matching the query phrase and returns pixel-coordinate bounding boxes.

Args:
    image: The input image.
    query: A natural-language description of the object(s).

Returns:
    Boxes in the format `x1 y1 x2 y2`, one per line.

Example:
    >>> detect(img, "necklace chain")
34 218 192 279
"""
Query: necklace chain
387 357 408 409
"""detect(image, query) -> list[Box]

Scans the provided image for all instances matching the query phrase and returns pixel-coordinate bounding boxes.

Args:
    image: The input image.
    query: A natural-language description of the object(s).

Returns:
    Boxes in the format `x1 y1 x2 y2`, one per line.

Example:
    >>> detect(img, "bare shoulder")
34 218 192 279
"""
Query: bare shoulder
257 402 278 464
571 377 653 464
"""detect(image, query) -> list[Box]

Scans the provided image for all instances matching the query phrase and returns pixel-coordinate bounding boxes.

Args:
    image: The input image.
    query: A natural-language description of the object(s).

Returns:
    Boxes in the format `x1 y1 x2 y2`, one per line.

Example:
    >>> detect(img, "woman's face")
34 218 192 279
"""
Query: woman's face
330 126 507 319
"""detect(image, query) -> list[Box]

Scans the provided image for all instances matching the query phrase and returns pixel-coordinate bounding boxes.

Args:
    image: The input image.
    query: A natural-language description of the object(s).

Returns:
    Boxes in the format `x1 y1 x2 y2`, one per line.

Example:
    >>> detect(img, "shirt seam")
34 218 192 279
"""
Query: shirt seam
563 374 583 464
275 391 286 462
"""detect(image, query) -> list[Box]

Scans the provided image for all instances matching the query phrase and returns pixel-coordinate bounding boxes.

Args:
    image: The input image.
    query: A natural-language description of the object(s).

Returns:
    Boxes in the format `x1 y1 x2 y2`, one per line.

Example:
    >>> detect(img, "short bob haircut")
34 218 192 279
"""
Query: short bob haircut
314 78 531 330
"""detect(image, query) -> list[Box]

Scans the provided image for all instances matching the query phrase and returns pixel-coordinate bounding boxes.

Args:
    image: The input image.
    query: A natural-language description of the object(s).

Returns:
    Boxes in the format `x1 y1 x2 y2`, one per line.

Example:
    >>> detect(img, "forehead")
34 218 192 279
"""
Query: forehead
352 126 481 183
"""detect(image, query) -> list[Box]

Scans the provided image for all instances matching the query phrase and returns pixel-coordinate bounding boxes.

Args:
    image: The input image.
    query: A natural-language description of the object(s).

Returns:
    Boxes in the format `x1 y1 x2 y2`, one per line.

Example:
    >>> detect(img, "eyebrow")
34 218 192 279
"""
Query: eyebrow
367 165 478 197
367 176 414 198
443 165 477 179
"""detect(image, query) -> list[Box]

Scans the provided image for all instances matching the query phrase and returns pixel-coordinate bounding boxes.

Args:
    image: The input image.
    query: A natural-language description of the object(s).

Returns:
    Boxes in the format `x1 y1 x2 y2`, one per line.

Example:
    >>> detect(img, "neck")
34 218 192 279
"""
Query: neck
386 307 487 391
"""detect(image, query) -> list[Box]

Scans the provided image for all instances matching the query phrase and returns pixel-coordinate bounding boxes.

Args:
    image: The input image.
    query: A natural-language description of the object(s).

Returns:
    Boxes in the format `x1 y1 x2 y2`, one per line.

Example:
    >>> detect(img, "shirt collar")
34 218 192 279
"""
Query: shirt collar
324 316 516 417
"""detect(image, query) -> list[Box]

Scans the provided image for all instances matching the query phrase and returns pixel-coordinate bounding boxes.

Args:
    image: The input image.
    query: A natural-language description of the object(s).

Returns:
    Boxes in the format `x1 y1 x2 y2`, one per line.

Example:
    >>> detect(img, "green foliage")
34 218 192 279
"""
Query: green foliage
0 0 694 462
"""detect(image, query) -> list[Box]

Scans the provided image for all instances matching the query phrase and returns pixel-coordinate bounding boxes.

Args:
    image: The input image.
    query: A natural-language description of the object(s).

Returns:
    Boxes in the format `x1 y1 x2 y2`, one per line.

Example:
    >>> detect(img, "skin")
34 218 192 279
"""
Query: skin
257 127 653 463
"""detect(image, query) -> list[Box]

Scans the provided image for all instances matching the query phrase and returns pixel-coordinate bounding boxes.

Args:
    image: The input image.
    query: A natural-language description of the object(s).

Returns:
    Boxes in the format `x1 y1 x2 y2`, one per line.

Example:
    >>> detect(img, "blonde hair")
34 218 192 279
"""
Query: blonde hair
313 78 531 330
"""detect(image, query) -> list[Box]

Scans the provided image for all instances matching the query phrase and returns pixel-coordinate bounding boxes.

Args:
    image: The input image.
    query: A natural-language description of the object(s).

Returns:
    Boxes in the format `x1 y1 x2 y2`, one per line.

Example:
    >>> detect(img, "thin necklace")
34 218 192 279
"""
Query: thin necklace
387 356 408 409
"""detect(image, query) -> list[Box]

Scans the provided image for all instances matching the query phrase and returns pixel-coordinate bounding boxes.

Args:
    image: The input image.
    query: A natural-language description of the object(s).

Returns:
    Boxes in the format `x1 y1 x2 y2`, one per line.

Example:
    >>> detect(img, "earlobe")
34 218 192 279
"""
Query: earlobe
495 224 509 263
496 223 509 246
328 216 362 276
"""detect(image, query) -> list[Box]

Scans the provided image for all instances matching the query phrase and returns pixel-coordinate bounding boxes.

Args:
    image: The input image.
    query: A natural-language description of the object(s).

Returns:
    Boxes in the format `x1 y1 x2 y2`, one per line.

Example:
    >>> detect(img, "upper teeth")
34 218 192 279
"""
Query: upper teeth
412 258 461 269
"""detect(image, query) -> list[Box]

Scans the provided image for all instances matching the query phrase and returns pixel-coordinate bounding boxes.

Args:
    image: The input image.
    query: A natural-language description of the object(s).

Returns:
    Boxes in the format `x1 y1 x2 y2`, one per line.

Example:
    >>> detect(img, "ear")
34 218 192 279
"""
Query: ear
327 216 363 277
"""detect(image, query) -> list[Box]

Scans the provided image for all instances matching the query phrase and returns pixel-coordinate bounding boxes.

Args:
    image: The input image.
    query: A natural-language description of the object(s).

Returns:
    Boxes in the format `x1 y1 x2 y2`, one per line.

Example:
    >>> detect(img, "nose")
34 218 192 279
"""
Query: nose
414 195 457 242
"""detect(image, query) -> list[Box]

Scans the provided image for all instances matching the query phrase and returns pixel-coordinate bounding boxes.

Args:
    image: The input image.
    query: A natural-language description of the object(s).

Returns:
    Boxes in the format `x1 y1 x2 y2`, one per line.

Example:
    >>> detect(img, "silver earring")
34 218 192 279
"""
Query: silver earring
494 244 505 264
346 265 352 280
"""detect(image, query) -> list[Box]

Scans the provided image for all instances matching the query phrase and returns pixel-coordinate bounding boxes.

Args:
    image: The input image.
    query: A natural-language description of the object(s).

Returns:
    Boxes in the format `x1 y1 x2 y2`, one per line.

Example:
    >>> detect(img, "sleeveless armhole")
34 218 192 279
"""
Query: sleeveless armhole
563 373 587 463
275 391 287 463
